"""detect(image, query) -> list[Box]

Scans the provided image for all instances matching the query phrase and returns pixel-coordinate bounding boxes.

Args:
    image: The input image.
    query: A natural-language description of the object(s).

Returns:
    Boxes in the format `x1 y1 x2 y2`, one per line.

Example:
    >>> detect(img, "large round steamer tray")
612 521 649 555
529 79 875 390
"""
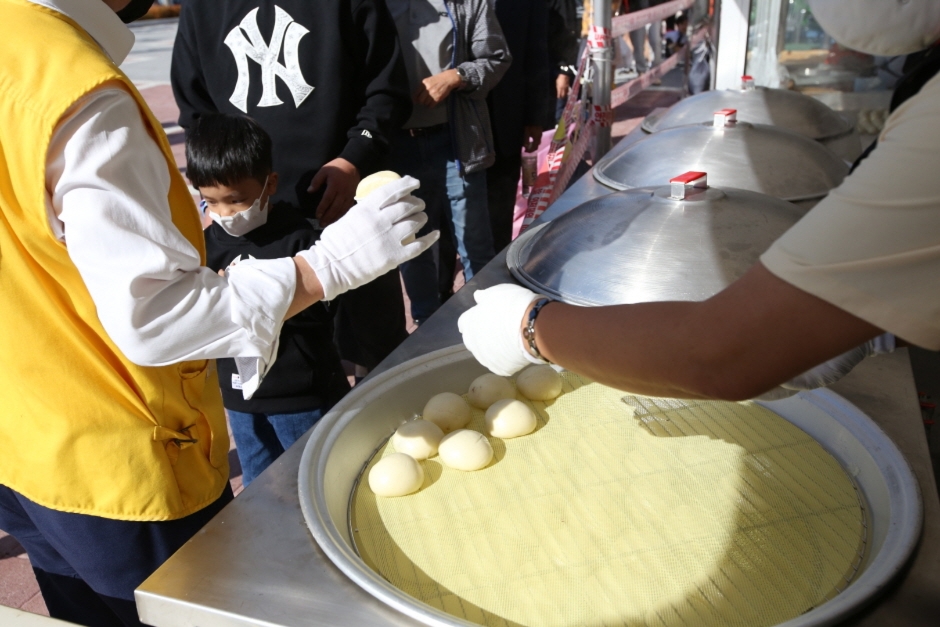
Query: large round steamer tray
299 346 922 627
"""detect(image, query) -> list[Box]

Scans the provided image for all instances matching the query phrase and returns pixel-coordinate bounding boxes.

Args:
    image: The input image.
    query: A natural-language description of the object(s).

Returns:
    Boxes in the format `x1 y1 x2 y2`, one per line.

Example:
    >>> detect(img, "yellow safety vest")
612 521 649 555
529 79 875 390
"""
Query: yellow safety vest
0 0 229 521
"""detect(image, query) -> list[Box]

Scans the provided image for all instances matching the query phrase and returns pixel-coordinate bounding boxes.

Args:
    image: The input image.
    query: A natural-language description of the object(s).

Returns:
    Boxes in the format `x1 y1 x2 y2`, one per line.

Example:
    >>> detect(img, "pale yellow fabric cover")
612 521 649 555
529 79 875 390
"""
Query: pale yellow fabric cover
353 375 864 627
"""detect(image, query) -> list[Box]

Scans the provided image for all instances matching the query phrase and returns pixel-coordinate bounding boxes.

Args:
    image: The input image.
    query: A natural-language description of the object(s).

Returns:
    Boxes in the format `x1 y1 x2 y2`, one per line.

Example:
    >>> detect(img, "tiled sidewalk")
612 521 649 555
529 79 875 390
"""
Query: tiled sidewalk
0 532 46 615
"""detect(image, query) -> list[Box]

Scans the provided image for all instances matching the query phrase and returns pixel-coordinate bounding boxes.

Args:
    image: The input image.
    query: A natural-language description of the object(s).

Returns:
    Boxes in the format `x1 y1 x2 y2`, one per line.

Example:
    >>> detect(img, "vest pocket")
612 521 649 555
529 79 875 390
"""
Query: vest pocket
178 360 227 469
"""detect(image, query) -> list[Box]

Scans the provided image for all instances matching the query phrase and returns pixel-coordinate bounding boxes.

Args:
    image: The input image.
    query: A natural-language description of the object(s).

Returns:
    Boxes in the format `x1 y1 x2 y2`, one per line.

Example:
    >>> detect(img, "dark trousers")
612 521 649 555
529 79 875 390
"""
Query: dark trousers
333 269 408 369
486 151 523 255
390 126 494 323
0 483 233 626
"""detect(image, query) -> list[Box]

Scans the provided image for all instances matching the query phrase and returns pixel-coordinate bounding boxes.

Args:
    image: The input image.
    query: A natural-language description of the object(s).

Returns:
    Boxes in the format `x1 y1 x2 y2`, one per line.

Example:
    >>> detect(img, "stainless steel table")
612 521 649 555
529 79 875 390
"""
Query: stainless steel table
137 132 940 627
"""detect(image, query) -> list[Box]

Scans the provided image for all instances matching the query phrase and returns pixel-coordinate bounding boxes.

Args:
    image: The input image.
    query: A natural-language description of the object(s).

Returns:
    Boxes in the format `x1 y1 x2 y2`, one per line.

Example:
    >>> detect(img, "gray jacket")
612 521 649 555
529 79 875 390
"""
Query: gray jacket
445 0 513 174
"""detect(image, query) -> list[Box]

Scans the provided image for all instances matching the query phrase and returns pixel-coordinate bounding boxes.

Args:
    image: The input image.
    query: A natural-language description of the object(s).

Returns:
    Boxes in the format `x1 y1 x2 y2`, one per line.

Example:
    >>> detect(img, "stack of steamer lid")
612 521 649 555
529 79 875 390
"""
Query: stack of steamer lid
507 170 804 306
592 107 849 209
642 75 862 162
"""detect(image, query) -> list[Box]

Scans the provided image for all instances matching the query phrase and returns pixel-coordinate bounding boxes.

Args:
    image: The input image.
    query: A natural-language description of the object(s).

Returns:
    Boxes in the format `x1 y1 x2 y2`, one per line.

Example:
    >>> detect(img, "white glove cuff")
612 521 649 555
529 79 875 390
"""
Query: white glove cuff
871 333 896 355
295 247 343 302
225 257 296 346
518 334 550 366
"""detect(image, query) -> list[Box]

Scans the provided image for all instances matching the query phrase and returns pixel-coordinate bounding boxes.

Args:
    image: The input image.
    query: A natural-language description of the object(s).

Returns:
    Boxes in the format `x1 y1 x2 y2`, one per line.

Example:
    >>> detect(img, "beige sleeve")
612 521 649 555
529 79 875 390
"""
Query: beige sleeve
760 74 940 350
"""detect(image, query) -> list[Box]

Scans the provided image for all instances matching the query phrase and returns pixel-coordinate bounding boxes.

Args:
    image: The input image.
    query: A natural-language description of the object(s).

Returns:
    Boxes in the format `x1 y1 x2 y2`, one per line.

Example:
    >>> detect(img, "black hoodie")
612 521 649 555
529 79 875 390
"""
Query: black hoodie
172 0 412 215
204 204 350 413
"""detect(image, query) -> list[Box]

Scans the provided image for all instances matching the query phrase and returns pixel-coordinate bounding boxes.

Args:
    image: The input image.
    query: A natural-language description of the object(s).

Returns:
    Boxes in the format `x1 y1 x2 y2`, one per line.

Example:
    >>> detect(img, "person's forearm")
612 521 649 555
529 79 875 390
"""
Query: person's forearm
529 264 882 400
532 300 734 399
285 256 325 319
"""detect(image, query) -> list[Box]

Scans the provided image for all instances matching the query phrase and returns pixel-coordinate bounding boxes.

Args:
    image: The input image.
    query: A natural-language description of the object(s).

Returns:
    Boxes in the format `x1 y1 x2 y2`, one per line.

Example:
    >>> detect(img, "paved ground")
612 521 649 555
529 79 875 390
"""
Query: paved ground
123 18 177 89
0 17 687 619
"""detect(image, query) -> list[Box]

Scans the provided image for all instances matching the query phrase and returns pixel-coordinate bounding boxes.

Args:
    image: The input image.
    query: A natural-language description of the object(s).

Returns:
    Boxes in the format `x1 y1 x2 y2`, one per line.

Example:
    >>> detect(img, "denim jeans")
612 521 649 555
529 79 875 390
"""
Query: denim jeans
390 126 495 322
227 408 326 486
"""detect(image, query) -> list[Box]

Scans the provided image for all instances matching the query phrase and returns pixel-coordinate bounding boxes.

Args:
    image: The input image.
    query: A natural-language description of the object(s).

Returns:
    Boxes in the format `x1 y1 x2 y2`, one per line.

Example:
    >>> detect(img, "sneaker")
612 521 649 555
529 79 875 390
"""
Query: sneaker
614 67 638 82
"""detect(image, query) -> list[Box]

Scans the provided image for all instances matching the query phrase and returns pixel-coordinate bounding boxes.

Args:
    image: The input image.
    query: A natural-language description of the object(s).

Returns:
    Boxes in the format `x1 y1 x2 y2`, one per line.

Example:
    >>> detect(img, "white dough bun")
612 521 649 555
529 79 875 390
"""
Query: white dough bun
392 419 444 460
438 429 494 471
423 392 472 433
516 365 563 401
355 170 401 201
485 399 538 439
369 452 425 497
467 373 516 409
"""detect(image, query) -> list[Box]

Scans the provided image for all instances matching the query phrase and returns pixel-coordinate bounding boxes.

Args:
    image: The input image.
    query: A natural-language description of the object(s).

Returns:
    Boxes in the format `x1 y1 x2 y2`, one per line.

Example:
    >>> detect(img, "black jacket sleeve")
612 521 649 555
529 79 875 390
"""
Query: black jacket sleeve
523 0 553 128
171 0 218 130
548 0 581 75
340 0 413 173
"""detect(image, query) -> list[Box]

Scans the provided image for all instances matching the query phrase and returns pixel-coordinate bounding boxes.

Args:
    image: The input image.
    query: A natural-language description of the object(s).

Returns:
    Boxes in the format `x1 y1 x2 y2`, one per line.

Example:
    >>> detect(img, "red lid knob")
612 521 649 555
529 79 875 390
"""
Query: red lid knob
669 171 708 199
713 108 738 127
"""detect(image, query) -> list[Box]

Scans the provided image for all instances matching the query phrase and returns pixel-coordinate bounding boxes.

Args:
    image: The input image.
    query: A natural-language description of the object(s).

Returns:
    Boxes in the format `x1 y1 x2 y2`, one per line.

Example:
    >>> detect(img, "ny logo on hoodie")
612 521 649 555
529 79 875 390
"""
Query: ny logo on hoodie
224 6 314 113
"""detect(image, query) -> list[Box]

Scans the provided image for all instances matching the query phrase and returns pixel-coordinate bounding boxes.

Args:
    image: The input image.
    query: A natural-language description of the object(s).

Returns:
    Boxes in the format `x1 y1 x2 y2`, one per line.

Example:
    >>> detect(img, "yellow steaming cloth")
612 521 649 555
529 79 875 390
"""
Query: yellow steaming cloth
351 374 866 627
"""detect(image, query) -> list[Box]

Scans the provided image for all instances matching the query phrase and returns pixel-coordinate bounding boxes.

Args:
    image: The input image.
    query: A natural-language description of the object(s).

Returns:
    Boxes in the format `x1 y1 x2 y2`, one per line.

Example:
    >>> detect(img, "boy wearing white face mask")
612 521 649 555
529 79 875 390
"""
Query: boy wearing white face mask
188 113 351 486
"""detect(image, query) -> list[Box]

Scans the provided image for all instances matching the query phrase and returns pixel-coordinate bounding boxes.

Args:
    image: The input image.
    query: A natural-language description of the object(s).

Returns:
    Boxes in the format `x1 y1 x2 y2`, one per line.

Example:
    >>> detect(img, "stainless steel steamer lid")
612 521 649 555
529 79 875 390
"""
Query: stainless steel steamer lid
641 86 853 140
593 120 849 202
507 179 803 307
298 345 923 627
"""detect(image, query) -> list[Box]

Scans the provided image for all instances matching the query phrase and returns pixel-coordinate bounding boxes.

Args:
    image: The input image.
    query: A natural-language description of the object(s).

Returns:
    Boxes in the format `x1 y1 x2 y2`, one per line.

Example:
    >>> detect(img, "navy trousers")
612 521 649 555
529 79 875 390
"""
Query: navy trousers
0 483 233 626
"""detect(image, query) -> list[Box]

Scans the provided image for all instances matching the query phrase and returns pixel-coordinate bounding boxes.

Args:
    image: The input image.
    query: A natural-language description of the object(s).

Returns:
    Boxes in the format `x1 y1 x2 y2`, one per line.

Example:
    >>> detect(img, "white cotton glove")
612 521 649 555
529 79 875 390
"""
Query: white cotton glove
458 284 548 376
296 176 438 300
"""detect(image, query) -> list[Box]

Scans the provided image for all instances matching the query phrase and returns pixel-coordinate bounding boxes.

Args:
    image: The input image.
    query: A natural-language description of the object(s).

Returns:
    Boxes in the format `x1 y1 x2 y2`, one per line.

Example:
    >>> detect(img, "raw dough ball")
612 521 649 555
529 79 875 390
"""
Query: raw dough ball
485 399 537 439
355 170 401 201
467 374 515 409
392 419 444 460
516 365 563 401
369 452 424 497
438 429 493 471
423 392 472 433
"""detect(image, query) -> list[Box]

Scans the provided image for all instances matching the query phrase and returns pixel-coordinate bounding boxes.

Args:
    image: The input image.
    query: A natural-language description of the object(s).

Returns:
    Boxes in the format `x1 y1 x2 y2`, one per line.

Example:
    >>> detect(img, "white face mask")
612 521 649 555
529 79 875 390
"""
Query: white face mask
808 0 940 56
208 177 271 237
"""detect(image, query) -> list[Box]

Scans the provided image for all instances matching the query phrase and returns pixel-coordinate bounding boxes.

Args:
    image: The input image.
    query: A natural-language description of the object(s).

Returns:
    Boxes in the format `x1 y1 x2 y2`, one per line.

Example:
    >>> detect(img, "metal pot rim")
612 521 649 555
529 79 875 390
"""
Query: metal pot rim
299 346 923 627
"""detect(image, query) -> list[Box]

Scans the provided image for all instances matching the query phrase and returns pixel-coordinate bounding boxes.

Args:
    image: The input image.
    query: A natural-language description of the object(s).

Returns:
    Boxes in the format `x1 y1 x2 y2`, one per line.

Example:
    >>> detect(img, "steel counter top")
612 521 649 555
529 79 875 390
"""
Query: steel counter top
136 134 940 627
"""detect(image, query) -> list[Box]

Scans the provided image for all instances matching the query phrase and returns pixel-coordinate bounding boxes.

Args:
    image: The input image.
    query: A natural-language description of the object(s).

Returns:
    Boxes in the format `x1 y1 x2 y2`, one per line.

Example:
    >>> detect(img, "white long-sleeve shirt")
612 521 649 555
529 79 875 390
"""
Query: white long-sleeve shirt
35 0 295 396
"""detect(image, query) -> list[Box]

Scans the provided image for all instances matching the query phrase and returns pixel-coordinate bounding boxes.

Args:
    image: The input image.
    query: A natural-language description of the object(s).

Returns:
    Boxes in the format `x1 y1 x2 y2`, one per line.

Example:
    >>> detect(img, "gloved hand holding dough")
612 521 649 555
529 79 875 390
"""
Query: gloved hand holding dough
458 284 548 376
356 171 415 244
296 175 438 300
355 170 403 201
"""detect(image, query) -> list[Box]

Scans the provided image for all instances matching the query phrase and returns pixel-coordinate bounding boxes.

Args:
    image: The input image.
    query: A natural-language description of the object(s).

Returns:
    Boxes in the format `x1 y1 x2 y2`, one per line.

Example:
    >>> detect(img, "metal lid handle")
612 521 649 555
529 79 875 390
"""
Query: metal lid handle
714 109 738 127
669 171 708 199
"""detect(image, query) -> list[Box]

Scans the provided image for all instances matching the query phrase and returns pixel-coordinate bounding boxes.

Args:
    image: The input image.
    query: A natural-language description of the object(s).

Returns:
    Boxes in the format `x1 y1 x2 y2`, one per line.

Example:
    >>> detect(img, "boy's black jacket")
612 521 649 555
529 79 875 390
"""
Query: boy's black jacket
172 0 412 216
204 204 350 413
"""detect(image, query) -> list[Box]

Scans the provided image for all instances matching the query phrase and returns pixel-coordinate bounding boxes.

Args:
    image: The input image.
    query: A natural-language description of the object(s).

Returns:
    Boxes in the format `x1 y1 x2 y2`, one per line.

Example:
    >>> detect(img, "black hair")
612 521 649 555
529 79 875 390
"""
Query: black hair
677 13 689 25
185 113 273 189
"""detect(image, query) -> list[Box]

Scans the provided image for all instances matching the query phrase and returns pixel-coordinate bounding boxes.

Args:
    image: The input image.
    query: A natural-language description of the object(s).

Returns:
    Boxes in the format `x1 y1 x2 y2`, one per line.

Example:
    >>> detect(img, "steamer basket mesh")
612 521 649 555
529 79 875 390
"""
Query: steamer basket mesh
350 373 866 627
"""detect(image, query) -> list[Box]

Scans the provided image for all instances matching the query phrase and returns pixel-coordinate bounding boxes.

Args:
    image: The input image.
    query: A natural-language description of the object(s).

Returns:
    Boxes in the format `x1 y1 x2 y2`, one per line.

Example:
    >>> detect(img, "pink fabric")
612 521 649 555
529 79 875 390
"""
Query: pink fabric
512 128 559 240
